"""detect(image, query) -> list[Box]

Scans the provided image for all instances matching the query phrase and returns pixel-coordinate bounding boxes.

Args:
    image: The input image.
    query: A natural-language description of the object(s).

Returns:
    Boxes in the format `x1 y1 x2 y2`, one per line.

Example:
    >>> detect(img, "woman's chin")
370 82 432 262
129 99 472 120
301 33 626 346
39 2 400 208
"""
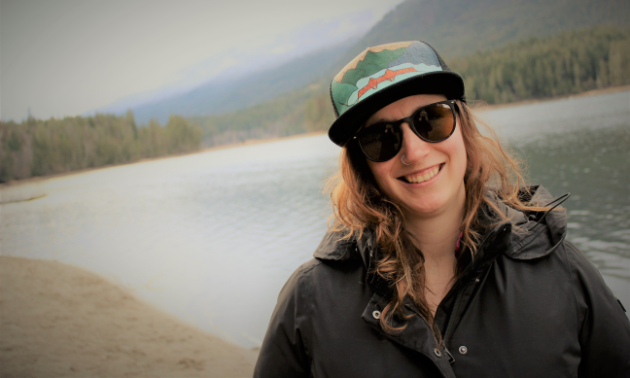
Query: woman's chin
400 186 466 219
401 198 447 218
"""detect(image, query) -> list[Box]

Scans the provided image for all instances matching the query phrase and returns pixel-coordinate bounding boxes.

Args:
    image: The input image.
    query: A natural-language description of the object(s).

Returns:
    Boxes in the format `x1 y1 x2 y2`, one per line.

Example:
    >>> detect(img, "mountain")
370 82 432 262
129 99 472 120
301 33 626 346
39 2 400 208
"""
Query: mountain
348 0 630 60
131 0 630 126
129 40 355 125
189 25 630 147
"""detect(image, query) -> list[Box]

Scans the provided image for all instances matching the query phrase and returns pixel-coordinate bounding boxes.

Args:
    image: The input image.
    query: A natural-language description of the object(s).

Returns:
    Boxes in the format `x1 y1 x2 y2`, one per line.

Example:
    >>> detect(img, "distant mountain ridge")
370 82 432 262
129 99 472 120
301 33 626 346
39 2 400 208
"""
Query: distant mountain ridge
350 0 630 59
130 40 356 125
188 25 630 148
129 0 630 125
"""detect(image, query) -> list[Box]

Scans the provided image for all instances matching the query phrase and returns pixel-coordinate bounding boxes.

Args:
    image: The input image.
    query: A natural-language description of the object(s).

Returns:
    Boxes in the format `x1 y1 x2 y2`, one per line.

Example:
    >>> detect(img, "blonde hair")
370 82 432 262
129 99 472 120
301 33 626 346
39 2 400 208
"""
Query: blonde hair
326 100 546 342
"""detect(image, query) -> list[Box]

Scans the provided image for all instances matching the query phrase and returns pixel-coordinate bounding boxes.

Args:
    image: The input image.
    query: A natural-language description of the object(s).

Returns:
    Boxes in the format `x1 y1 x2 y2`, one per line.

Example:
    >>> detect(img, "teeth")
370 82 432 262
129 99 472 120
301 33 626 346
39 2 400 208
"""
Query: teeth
405 166 440 183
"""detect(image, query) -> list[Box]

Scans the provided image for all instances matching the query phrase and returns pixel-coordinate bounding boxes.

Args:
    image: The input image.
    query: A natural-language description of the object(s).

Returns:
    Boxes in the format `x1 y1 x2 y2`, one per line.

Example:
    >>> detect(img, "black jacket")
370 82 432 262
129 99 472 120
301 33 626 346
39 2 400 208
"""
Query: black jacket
254 186 630 377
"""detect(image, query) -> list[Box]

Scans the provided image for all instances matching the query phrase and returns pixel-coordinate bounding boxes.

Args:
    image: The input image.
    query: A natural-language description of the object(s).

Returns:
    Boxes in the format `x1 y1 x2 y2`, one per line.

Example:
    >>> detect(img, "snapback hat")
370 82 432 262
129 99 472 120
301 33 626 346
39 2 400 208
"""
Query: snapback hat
328 41 466 146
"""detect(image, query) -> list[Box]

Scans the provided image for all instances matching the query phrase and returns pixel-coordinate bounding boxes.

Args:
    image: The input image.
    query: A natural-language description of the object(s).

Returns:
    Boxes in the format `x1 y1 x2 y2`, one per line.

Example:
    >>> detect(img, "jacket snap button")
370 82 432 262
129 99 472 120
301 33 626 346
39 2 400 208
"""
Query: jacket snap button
433 348 442 357
372 310 381 320
475 278 480 283
459 346 468 354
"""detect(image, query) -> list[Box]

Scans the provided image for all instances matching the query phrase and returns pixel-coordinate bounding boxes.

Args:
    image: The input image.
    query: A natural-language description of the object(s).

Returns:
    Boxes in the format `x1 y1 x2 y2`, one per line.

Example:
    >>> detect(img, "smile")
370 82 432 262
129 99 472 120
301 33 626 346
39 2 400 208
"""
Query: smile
400 164 443 184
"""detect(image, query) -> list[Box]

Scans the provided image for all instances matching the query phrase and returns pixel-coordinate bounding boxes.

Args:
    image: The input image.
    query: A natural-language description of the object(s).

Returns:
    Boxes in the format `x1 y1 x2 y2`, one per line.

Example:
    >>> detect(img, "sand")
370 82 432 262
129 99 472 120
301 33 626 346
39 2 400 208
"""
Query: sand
0 256 257 378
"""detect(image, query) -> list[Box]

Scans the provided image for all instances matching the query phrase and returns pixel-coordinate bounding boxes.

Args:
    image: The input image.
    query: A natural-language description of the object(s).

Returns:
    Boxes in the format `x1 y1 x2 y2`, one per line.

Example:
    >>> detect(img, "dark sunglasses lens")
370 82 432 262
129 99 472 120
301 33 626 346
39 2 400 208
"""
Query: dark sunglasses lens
358 123 401 161
413 103 454 141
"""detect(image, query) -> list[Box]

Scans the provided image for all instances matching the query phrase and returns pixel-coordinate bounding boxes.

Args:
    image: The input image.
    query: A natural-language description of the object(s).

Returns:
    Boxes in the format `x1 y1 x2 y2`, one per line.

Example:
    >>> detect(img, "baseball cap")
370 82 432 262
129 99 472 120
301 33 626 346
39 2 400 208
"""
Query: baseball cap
328 41 465 146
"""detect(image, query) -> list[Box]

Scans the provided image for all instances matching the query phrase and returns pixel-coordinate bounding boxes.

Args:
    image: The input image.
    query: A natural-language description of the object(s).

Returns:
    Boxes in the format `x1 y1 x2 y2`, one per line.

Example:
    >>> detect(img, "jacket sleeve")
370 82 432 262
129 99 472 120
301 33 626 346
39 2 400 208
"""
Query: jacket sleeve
254 263 313 378
564 240 630 377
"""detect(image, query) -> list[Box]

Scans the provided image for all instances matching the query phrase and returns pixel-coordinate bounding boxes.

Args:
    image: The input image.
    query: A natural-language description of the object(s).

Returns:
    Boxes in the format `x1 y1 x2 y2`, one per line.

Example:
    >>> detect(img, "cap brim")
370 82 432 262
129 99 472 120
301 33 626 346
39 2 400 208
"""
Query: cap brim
328 71 465 147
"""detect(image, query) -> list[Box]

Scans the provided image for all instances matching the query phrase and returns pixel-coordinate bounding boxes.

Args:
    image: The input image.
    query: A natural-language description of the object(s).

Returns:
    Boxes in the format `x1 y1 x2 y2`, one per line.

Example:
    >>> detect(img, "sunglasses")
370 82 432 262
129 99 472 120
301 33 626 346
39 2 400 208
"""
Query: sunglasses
353 100 458 162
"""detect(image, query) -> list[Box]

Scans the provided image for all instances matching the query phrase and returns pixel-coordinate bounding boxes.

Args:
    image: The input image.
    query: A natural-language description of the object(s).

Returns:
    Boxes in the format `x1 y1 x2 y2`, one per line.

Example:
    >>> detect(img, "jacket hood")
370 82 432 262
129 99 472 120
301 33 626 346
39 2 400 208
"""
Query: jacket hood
313 227 375 267
314 185 568 264
497 185 568 260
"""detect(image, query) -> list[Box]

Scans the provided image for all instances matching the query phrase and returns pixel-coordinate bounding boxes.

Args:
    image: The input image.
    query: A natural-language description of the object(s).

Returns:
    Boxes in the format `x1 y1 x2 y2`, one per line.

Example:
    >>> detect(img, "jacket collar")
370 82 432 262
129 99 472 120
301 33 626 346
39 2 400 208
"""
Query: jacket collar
313 185 569 265
313 227 375 266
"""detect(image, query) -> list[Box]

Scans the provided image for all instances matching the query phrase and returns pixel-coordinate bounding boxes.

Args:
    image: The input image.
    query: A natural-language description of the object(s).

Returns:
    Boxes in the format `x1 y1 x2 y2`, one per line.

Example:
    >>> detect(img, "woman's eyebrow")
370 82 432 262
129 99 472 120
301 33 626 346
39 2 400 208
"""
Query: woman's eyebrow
365 119 386 128
366 106 423 127
366 104 431 130
366 114 401 127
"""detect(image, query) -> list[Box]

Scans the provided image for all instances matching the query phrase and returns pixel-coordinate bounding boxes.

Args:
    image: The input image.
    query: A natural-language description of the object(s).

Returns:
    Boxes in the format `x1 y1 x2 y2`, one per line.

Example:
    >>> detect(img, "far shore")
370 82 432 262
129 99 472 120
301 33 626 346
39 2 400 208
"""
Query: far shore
0 131 327 190
470 84 630 112
2 84 628 189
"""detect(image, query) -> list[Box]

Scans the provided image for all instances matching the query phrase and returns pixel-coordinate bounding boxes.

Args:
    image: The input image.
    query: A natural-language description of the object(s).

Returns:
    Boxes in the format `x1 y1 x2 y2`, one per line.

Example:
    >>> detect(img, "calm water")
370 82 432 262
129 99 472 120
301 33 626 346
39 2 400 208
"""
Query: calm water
2 90 629 348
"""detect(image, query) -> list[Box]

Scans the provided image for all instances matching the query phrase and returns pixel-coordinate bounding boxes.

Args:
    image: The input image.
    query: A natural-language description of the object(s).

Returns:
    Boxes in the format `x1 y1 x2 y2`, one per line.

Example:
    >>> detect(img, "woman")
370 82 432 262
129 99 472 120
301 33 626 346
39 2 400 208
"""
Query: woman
254 41 630 377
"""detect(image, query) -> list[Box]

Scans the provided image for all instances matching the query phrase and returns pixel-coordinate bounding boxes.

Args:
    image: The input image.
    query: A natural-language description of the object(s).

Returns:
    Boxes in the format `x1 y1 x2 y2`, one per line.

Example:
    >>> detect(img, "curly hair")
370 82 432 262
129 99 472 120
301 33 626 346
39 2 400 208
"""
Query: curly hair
326 100 547 343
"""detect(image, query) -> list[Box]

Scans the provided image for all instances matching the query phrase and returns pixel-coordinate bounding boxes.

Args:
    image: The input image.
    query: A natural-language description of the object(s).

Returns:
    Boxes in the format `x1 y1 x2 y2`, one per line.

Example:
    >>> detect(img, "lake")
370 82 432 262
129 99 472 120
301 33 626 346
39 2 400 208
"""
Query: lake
2 89 629 348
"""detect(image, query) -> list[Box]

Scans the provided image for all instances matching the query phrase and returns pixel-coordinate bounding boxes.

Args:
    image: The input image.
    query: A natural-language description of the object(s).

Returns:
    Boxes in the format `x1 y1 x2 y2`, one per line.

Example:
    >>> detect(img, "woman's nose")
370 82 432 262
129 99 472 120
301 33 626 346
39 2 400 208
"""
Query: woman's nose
399 123 430 164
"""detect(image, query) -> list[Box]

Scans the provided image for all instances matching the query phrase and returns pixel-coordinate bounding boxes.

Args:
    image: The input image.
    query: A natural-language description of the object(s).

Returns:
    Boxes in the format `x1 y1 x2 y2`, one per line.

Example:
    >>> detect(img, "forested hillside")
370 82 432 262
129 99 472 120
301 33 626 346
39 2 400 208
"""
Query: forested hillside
0 113 201 182
191 26 630 147
128 0 630 124
188 82 334 147
451 26 630 103
346 0 630 60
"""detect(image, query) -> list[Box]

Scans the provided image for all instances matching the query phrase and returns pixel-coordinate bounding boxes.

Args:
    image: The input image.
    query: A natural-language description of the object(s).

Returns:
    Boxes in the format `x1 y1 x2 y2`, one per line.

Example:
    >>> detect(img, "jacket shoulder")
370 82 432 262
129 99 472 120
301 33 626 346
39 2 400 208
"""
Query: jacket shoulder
561 239 613 289
293 258 324 278
280 256 364 304
255 256 368 378
255 259 322 377
276 259 324 306
559 239 630 376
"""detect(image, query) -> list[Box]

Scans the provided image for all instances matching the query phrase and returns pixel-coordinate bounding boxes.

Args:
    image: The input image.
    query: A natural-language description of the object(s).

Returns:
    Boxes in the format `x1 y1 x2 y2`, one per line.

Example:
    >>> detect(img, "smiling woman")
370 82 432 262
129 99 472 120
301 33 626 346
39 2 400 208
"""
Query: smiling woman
254 41 630 377
364 94 468 221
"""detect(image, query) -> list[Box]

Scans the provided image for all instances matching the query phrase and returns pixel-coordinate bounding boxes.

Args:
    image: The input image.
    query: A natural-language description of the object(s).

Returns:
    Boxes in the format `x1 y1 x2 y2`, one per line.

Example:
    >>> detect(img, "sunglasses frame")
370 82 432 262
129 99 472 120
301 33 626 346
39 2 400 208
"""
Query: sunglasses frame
353 100 459 162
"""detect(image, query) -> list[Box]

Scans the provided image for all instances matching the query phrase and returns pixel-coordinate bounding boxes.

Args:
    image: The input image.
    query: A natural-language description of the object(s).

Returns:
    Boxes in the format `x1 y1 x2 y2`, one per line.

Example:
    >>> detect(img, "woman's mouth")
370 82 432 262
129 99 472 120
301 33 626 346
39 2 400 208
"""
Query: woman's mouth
399 164 443 184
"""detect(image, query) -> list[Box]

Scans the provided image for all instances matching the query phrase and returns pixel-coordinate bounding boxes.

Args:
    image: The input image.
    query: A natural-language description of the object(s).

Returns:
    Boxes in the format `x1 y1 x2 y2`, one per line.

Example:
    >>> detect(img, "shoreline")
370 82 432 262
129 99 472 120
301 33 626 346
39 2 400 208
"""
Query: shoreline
470 84 630 112
0 255 257 377
0 130 327 189
2 84 629 188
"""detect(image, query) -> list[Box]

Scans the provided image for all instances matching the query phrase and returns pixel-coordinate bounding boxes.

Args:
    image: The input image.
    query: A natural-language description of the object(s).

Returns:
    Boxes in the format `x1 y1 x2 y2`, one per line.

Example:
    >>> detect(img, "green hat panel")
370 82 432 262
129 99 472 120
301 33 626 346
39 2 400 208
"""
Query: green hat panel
331 41 444 117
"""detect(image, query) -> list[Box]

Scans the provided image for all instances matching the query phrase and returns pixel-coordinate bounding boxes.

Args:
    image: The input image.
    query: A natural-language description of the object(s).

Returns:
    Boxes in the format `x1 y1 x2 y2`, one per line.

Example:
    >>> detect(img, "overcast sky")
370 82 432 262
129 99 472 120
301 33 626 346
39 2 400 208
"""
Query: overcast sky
0 0 403 122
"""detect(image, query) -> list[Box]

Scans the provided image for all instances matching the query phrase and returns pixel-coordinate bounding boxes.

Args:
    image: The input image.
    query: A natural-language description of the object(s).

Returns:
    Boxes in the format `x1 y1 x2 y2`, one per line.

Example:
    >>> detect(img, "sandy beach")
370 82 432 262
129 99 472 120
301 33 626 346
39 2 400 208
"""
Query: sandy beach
0 256 257 378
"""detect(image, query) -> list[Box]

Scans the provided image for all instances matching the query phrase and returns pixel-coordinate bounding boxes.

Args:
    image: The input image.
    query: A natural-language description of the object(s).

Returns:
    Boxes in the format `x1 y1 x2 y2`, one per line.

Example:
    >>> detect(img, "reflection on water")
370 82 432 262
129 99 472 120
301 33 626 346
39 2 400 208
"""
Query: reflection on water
518 127 630 278
2 90 629 348
517 125 630 307
480 90 630 311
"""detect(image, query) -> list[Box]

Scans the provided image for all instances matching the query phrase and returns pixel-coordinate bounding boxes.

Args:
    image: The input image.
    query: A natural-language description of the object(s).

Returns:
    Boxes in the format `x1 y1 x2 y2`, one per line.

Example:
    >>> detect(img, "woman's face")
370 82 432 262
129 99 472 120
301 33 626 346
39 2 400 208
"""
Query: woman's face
365 94 467 219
